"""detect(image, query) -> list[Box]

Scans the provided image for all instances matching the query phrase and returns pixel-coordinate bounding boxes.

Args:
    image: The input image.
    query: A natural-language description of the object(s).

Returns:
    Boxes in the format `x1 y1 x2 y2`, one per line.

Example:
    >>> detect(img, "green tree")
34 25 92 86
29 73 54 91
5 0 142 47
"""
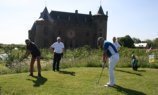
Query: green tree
152 38 158 48
118 35 134 48
132 37 141 43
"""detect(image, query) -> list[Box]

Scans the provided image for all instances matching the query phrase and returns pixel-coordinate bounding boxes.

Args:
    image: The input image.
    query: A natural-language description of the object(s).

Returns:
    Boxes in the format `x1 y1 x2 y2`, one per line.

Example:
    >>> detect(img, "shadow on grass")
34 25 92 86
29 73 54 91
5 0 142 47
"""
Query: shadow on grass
59 70 75 76
0 86 1 94
27 76 47 87
116 69 142 76
137 69 146 72
114 85 146 95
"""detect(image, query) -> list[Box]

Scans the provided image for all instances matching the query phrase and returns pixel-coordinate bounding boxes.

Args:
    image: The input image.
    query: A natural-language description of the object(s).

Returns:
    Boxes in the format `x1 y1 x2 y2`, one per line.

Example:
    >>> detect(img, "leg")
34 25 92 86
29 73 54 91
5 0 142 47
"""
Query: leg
53 53 57 71
36 56 41 76
56 54 62 71
108 54 119 85
30 57 35 76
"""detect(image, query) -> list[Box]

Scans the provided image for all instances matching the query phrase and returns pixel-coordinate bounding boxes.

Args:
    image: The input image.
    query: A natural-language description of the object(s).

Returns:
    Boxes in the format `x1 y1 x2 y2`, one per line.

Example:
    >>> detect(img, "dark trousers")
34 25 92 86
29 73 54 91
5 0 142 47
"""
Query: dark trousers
53 53 62 71
30 56 41 76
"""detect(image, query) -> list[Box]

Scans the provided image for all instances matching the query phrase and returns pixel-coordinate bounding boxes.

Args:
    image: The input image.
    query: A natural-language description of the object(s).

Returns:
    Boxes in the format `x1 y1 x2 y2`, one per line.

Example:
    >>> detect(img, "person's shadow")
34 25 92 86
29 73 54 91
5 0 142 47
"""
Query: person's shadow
116 69 142 76
27 76 47 87
59 70 75 76
113 85 146 95
0 86 2 94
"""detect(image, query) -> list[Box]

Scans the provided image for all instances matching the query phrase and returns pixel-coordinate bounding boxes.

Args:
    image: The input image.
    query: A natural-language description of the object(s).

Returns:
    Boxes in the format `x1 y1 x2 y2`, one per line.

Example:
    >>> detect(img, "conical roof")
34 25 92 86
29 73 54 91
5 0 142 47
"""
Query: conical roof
97 6 104 15
38 7 54 22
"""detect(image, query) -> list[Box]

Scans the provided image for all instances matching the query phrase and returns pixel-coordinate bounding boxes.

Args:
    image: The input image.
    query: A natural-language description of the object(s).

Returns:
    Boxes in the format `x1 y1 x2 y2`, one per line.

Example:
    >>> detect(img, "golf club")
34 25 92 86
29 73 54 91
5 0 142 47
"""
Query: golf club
96 61 106 84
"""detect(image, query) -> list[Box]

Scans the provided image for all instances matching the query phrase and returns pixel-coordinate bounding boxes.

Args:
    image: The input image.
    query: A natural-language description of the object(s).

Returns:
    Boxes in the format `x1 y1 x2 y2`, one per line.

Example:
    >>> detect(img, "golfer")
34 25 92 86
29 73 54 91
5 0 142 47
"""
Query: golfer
98 38 119 87
23 39 42 77
50 37 64 72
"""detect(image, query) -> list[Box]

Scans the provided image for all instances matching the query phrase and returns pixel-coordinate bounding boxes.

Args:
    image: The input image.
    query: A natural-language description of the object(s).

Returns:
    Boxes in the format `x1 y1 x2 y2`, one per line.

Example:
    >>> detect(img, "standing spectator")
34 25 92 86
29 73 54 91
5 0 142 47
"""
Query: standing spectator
50 37 64 72
113 37 121 51
131 53 138 71
23 39 42 77
98 38 119 87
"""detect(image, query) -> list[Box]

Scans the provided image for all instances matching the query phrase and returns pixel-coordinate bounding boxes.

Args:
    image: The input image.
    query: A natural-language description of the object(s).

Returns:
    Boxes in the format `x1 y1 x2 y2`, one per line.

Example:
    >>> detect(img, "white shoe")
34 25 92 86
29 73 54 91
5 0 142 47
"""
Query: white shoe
104 83 115 87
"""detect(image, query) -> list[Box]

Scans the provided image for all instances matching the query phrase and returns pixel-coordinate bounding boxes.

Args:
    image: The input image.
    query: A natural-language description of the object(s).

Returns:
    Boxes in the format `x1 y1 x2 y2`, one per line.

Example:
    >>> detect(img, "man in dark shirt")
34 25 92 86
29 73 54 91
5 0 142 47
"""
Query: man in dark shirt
24 39 42 77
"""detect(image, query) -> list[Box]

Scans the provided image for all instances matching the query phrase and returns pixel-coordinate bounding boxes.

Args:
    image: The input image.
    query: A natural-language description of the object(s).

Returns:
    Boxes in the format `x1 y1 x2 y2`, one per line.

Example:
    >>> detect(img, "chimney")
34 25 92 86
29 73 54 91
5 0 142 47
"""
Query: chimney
106 11 108 16
75 10 78 14
89 11 92 15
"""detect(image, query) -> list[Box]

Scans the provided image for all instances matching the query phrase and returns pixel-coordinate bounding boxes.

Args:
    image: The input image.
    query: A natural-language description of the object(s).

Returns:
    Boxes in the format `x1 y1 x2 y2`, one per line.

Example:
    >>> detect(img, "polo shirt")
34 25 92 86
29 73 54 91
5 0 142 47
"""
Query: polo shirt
50 42 64 54
103 41 118 57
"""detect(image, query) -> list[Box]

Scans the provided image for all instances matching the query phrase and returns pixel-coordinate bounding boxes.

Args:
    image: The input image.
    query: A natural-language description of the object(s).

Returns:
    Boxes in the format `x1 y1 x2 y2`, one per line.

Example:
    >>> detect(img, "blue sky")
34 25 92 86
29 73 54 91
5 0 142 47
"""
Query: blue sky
0 0 158 44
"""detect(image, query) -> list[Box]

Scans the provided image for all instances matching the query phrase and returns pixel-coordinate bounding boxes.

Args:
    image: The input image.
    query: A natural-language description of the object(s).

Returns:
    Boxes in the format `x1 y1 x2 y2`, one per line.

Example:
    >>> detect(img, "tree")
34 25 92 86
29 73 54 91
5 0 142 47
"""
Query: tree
118 35 134 48
132 37 141 43
152 38 158 48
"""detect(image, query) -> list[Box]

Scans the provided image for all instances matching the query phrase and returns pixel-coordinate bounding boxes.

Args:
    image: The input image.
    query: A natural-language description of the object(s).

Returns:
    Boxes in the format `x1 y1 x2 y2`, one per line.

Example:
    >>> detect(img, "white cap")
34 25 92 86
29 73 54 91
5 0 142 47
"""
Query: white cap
57 37 61 40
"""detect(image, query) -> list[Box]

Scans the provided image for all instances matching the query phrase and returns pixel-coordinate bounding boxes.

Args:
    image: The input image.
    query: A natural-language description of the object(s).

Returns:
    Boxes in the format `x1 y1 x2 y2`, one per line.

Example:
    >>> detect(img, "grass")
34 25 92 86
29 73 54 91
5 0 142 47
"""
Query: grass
0 67 158 95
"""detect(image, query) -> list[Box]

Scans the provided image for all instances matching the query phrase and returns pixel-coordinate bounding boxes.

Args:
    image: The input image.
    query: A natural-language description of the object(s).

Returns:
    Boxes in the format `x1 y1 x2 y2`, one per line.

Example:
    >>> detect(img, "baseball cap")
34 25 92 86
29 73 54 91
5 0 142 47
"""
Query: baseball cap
57 37 61 40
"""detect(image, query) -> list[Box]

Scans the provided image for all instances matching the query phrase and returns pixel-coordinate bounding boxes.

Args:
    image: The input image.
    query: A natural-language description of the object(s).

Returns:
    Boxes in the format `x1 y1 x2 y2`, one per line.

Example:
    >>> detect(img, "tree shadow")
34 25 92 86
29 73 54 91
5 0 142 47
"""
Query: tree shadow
59 70 75 76
113 85 146 95
27 76 47 87
116 69 142 76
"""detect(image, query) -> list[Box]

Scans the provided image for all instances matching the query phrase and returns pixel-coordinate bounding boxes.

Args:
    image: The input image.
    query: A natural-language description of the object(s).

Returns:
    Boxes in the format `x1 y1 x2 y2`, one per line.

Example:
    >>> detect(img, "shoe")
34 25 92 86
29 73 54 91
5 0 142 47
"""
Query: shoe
104 83 115 87
104 84 115 87
52 69 55 72
38 73 42 77
29 73 33 77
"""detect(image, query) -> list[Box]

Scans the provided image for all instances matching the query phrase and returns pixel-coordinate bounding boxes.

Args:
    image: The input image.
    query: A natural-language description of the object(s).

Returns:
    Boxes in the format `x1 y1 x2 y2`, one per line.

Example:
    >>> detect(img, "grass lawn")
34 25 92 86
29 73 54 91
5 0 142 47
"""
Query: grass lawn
0 67 158 95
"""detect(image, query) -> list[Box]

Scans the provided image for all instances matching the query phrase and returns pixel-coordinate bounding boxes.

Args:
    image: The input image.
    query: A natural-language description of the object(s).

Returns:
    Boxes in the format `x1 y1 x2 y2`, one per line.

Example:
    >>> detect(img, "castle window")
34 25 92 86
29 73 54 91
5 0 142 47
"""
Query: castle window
99 29 103 32
44 27 48 35
99 33 102 36
44 39 48 47
84 18 87 23
86 32 90 37
57 16 60 20
58 31 61 36
68 16 71 21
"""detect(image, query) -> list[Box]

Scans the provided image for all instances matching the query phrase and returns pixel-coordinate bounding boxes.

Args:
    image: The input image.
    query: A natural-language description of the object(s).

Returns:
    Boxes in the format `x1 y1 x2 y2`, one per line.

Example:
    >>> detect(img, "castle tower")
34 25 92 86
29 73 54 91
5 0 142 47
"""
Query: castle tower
93 6 108 40
29 7 54 48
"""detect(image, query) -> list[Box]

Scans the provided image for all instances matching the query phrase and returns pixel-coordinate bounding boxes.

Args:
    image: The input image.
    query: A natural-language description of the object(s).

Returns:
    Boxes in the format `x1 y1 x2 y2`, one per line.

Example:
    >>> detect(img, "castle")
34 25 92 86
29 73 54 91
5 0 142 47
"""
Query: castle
28 6 108 48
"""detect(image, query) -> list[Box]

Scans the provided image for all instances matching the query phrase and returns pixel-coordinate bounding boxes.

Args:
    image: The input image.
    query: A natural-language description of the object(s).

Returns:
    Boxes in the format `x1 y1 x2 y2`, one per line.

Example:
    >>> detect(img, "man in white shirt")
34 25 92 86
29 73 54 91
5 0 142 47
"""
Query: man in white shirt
113 37 121 51
97 38 119 87
50 37 64 71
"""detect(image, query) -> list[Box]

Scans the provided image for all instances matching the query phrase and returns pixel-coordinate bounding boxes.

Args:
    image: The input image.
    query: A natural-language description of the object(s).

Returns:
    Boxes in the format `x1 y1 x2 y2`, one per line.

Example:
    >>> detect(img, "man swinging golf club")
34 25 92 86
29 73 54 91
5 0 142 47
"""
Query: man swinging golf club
97 37 119 87
23 39 42 77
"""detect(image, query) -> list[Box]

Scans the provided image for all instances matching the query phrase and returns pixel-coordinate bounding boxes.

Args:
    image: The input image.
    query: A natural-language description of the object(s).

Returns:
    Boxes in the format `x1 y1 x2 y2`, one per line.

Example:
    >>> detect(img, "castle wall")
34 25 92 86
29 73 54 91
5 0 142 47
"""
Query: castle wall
29 9 108 49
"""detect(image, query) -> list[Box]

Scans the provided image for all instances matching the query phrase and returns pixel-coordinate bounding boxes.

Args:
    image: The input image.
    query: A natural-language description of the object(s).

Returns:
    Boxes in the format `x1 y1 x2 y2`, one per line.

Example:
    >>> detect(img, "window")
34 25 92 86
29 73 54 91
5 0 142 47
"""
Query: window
44 27 48 35
99 33 102 36
86 32 90 37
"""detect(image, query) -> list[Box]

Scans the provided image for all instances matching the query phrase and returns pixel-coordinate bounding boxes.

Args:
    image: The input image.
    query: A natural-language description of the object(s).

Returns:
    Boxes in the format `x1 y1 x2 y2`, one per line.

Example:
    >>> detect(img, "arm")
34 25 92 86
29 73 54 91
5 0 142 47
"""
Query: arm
49 47 54 54
25 50 30 57
22 50 30 60
102 50 108 63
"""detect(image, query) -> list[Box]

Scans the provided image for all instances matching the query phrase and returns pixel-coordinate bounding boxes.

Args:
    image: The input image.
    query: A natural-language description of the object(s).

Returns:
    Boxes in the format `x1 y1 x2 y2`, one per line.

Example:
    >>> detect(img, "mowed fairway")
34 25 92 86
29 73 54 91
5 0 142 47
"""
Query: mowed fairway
0 67 158 95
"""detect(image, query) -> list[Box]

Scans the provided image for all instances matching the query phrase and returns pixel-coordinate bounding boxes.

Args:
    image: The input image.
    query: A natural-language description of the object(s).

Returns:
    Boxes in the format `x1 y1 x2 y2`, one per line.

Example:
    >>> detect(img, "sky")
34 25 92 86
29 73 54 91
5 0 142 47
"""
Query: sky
0 0 158 44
